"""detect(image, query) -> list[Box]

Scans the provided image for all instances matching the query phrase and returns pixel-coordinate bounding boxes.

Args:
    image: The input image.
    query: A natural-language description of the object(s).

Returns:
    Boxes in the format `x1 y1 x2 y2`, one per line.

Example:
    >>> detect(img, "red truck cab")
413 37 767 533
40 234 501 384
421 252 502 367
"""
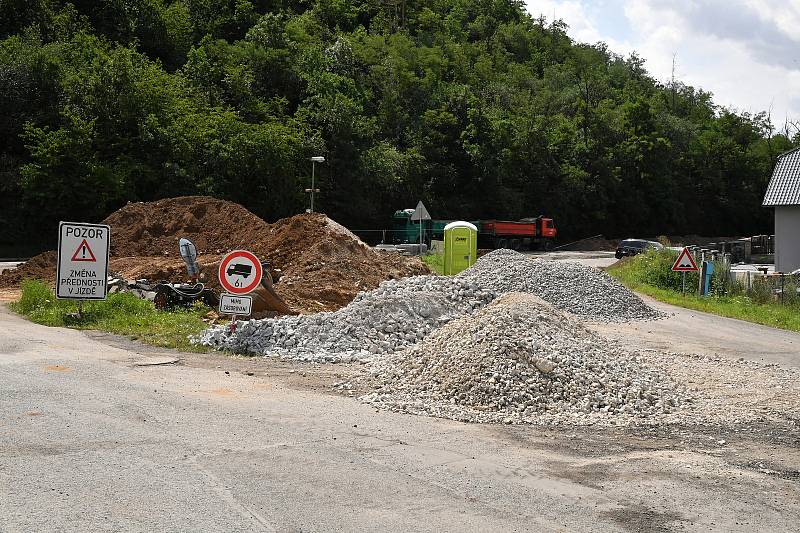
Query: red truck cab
479 216 557 250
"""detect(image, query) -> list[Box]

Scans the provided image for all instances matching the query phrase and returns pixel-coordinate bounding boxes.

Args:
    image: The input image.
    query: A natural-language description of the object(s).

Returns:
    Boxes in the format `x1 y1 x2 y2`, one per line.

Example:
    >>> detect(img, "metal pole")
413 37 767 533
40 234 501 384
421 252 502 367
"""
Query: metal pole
682 272 685 296
311 161 315 212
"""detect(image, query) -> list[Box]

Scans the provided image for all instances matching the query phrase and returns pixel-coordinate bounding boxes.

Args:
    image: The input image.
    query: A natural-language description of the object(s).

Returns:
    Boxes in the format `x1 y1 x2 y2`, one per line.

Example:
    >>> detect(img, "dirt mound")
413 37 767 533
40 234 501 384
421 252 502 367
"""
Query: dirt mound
559 236 618 251
1 197 429 313
102 196 272 256
255 213 428 313
0 251 57 288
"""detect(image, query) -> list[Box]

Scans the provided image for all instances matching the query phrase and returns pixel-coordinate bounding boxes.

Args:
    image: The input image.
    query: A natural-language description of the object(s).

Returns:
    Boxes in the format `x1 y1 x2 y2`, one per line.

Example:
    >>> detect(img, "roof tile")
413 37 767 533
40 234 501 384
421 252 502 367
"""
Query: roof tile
764 147 800 206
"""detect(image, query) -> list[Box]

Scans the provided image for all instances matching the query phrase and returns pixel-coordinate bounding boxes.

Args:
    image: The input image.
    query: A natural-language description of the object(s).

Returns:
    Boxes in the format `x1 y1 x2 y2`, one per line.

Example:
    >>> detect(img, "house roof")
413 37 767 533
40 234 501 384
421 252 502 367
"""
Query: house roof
763 147 800 206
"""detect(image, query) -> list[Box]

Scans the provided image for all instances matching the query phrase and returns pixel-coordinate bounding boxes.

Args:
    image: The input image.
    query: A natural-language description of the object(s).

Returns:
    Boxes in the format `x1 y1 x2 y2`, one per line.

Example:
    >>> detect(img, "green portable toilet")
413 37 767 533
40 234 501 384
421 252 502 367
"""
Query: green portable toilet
444 221 478 275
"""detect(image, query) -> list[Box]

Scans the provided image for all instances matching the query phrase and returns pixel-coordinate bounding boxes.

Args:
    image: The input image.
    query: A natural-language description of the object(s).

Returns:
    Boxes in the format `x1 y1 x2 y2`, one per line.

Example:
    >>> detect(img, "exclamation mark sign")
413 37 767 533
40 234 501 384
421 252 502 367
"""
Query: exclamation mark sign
71 238 97 262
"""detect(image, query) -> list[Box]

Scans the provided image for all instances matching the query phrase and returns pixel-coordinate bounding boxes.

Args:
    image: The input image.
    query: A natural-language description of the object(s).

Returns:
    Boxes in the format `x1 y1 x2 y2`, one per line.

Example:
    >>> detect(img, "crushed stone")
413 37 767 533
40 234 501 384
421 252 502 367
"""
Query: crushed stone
458 249 663 322
342 293 685 426
196 276 495 362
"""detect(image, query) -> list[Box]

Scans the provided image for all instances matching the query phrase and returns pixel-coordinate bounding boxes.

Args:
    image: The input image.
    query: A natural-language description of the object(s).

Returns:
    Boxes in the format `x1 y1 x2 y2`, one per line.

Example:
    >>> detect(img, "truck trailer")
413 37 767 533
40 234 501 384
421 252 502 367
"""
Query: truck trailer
390 209 557 251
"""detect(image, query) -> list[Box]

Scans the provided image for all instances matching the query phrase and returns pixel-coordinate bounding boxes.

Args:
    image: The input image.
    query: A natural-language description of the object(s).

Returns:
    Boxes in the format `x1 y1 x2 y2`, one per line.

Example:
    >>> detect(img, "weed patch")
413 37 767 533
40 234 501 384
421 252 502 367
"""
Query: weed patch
9 280 211 351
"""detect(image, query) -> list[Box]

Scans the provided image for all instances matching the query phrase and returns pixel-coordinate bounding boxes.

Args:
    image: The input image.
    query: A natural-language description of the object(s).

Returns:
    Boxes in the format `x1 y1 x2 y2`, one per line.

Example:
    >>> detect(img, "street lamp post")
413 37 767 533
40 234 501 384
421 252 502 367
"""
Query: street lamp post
307 156 325 212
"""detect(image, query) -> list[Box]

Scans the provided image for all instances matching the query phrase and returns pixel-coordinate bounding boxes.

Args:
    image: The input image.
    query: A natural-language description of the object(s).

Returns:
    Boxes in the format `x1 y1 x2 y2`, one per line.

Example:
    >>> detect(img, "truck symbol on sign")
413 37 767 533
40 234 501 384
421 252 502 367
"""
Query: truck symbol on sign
226 263 252 278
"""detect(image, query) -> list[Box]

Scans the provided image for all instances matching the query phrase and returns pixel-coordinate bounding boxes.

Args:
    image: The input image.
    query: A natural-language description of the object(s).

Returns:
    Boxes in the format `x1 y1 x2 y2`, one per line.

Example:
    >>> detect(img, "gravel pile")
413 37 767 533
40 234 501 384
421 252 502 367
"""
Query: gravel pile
458 249 662 322
196 276 495 362
344 293 685 426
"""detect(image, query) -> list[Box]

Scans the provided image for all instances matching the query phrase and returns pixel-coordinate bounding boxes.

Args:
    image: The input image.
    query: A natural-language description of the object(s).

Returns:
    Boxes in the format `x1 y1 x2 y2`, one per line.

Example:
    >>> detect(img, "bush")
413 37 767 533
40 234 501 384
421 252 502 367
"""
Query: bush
620 249 699 292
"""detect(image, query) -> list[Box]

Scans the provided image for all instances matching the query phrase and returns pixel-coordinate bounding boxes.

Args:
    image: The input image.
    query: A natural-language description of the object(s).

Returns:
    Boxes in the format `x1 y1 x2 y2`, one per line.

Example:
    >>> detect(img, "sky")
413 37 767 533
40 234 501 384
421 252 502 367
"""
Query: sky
524 0 800 131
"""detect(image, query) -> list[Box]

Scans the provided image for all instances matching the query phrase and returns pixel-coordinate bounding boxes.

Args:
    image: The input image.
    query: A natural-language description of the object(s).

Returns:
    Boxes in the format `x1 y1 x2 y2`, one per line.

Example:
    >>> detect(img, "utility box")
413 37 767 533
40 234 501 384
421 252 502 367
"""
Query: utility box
443 221 477 275
701 260 714 296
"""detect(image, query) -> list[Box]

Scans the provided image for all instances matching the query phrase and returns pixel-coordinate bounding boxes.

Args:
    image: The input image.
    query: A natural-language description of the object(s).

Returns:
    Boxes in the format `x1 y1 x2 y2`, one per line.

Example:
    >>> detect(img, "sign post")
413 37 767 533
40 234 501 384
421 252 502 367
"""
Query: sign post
671 246 699 296
57 222 111 316
218 250 263 331
410 201 431 250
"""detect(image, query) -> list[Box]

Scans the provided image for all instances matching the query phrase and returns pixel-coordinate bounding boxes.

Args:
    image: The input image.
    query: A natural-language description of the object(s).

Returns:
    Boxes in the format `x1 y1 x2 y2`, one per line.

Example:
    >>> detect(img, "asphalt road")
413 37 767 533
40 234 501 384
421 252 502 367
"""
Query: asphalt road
2 253 800 531
591 294 800 367
2 304 800 532
527 250 619 269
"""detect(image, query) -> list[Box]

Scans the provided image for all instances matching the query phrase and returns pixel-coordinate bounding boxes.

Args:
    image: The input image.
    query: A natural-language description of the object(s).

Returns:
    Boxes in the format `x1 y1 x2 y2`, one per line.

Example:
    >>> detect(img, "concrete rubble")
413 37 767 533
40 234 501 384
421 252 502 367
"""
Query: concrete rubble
196 249 663 363
459 249 664 322
343 293 686 426
196 276 495 362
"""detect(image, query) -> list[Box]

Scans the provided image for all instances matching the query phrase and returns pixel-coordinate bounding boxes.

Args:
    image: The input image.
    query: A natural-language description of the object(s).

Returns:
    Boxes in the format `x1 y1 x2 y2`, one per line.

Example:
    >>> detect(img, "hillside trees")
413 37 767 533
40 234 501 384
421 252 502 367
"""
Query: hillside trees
0 0 796 250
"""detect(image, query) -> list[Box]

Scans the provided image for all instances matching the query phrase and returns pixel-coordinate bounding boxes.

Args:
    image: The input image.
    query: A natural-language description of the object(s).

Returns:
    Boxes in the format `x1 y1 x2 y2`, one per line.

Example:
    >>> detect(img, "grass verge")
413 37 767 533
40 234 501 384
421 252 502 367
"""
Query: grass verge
9 280 211 351
422 253 446 275
607 260 800 333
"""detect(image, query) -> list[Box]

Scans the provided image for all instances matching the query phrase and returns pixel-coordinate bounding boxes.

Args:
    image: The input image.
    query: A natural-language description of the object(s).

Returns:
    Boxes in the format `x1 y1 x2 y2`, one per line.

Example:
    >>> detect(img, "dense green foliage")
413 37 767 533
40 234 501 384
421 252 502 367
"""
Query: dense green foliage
1 0 796 249
618 249 701 292
11 279 211 350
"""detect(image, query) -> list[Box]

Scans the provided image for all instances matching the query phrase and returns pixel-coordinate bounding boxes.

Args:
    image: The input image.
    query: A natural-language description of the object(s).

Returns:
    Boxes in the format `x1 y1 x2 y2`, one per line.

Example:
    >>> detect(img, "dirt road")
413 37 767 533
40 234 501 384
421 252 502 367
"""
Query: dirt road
1 303 798 532
529 252 800 366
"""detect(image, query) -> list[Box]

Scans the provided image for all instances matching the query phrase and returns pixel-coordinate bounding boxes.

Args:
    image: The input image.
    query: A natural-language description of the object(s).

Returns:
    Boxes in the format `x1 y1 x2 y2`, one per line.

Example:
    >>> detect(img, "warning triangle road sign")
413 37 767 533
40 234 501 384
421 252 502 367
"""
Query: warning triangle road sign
71 238 97 262
671 247 698 272
410 200 431 221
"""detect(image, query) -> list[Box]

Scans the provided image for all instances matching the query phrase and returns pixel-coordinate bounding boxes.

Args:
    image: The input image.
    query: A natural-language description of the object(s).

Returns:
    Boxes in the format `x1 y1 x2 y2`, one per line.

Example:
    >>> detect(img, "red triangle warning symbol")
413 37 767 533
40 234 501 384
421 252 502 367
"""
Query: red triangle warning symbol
671 247 698 272
71 239 97 262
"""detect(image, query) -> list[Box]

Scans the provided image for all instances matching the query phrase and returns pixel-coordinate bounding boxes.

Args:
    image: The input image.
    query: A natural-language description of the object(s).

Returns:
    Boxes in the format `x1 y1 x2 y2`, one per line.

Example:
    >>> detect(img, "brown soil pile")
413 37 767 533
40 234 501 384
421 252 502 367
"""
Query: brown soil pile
0 197 429 313
263 213 429 313
102 196 272 256
559 236 619 251
0 251 57 288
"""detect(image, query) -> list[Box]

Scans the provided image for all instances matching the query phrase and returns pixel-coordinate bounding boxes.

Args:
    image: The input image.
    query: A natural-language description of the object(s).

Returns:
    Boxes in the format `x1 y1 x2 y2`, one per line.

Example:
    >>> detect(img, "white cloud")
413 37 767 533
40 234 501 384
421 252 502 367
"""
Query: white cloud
526 0 603 43
524 0 800 126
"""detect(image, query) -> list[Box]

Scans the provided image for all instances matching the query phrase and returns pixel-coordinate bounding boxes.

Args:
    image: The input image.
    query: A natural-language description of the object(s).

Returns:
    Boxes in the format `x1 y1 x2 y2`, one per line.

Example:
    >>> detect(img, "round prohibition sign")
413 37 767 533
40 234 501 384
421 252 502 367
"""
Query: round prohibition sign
218 250 263 294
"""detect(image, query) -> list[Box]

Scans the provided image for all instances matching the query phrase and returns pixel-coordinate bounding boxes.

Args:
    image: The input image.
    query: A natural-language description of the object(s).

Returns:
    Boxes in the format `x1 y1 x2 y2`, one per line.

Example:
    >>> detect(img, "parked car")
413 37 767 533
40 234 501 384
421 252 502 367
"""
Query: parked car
615 239 663 259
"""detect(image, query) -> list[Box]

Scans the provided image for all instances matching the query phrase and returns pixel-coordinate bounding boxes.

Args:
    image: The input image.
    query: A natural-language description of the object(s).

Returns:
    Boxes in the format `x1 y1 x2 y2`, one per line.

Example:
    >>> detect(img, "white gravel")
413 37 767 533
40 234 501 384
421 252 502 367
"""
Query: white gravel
459 249 663 322
343 293 685 426
196 248 661 363
195 276 495 362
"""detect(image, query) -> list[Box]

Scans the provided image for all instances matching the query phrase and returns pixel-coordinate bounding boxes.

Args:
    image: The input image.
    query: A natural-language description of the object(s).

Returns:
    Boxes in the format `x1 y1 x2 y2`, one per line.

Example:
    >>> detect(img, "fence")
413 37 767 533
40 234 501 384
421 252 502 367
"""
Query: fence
709 253 799 306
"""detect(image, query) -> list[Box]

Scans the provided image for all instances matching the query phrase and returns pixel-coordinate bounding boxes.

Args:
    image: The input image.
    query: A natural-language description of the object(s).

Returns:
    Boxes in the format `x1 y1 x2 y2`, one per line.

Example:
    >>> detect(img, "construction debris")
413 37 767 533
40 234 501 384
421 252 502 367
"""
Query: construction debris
0 197 429 313
196 276 496 362
198 247 664 360
459 249 663 322
344 293 685 426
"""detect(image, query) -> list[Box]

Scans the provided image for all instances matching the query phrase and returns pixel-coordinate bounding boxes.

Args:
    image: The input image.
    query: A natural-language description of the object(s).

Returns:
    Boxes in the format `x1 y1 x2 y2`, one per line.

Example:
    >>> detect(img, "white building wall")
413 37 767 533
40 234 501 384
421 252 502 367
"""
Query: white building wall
775 206 800 273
